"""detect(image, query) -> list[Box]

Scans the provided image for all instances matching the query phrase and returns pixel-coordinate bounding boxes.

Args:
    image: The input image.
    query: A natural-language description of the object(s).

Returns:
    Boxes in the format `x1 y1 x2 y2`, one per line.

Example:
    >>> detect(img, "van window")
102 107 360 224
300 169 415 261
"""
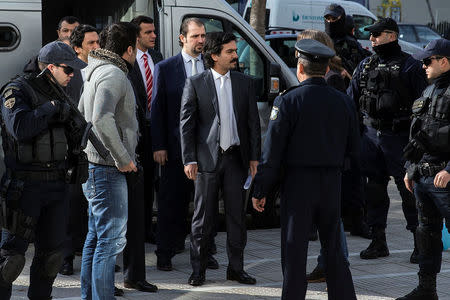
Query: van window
353 15 375 40
0 24 20 51
194 16 266 101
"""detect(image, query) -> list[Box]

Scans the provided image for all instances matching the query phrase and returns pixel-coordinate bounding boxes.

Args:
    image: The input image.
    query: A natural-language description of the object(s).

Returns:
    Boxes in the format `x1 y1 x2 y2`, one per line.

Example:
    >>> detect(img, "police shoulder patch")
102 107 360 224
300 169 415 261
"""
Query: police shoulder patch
270 106 279 120
4 97 15 109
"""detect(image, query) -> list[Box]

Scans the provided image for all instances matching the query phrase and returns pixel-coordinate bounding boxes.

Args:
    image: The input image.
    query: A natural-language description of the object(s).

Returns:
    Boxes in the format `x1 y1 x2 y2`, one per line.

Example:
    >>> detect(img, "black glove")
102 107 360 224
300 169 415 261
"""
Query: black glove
52 100 71 122
403 132 427 163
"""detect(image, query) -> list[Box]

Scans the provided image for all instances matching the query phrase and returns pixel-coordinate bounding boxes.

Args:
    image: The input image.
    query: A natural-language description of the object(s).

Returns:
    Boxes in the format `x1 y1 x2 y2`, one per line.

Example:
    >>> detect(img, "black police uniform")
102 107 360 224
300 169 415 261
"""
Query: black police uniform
253 39 357 300
397 39 450 300
0 41 85 299
348 23 427 259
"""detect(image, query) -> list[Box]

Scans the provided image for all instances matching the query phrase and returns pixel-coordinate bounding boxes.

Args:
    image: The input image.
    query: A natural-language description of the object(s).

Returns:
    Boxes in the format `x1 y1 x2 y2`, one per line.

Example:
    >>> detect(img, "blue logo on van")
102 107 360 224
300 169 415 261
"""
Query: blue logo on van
293 12 300 22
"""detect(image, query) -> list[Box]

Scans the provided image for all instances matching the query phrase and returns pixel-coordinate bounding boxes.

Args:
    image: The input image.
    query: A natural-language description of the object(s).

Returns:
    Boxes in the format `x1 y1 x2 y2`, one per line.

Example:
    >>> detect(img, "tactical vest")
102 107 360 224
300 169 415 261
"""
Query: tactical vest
0 76 68 169
411 83 450 155
358 53 412 120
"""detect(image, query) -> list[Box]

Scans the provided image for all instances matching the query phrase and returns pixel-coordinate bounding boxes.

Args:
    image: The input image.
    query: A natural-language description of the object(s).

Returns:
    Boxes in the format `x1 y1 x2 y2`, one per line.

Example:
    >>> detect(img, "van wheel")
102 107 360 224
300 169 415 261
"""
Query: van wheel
248 184 280 229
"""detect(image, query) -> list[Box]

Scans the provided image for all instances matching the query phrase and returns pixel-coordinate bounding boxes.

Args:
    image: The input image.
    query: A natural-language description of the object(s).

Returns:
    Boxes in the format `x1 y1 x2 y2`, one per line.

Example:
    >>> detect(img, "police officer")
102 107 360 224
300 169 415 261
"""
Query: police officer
252 39 357 300
0 41 86 299
397 39 450 300
324 3 369 77
348 18 427 262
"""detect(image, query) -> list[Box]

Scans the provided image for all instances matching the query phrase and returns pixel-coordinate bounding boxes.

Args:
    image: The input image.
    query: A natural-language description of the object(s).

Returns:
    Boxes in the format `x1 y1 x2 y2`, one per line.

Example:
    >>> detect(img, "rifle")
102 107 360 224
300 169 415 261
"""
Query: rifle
37 68 109 160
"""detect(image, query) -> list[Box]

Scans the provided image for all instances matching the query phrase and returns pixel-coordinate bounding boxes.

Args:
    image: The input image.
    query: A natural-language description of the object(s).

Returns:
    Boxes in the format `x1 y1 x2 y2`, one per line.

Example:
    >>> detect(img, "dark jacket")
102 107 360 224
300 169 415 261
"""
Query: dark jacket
179 69 261 172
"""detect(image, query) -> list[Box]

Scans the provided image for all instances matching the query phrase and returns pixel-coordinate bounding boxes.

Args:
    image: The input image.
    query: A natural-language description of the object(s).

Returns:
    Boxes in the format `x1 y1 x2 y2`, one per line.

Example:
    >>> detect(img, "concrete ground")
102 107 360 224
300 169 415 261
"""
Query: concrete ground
9 182 450 299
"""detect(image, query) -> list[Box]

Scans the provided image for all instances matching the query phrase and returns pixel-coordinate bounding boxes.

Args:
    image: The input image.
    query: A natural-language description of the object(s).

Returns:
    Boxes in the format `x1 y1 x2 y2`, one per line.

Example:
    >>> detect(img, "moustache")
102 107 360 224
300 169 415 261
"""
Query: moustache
230 58 238 63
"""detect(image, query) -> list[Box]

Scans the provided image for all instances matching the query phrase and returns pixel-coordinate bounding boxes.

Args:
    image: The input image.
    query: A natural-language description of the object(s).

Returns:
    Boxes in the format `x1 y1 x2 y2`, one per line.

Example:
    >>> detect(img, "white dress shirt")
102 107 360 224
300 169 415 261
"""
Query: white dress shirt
137 48 155 94
211 68 240 148
181 50 204 77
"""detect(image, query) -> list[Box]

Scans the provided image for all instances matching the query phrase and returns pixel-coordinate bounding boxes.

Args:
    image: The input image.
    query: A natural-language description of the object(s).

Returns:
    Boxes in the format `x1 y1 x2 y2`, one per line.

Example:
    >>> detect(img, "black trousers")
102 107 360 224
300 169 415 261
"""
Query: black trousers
156 158 193 260
190 149 247 273
123 169 147 282
62 184 88 260
280 167 356 300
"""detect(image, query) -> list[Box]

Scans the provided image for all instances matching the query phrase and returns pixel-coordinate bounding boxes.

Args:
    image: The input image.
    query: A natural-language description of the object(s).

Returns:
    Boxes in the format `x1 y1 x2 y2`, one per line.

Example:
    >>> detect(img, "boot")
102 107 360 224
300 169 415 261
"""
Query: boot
360 227 389 259
396 273 438 300
350 208 372 239
410 231 419 264
306 265 326 283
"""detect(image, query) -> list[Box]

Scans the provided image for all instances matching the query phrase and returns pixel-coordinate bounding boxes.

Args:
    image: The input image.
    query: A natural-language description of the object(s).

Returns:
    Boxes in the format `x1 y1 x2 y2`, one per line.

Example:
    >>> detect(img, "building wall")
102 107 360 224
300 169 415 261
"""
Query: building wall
368 0 450 25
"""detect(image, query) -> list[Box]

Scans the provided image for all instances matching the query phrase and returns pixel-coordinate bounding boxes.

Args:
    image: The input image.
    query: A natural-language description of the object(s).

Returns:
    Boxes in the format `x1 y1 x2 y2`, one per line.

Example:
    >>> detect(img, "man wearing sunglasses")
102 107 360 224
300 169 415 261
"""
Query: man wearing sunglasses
348 18 427 263
0 41 86 299
398 38 450 300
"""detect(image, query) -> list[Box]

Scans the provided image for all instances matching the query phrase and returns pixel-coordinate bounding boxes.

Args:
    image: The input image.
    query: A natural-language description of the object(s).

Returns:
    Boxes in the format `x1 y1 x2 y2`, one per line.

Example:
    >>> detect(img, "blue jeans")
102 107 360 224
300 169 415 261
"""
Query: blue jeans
317 220 349 269
81 164 128 300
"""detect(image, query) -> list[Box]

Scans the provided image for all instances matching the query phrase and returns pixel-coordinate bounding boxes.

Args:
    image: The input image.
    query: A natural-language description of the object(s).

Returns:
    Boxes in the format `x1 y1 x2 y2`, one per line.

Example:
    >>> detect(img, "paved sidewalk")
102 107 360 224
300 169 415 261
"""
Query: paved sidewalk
9 183 450 299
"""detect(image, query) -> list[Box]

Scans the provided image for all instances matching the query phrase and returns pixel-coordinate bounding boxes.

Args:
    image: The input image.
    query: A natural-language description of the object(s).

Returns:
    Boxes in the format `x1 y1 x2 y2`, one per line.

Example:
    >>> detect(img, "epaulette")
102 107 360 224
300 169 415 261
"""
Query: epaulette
279 85 300 96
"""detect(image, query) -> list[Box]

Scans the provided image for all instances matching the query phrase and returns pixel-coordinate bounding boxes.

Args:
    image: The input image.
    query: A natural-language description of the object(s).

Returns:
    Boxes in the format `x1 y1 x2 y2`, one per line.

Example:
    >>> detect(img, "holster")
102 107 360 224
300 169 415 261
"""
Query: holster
65 152 89 184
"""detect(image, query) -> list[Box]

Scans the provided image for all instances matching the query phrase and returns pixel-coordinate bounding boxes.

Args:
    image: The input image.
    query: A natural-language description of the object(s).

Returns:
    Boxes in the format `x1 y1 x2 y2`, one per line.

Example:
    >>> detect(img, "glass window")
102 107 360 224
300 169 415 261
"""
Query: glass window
197 17 224 32
353 15 375 40
398 25 417 43
266 37 297 69
415 26 441 44
0 24 20 51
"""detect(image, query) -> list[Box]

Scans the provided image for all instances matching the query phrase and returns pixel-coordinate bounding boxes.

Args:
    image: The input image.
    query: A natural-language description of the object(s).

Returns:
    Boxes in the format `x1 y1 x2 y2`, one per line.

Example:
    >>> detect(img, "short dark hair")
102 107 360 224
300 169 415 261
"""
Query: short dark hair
57 16 80 30
130 15 154 28
179 17 204 47
203 32 236 69
297 57 329 76
99 22 139 56
70 24 97 48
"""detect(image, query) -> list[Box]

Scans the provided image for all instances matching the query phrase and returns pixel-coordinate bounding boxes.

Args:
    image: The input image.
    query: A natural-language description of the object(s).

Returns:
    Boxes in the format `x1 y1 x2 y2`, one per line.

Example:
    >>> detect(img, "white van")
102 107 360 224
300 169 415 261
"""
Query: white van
243 0 422 54
0 0 42 86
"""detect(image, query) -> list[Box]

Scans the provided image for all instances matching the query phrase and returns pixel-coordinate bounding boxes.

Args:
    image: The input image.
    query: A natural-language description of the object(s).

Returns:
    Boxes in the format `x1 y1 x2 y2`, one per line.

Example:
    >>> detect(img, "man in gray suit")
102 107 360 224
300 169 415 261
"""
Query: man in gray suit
180 31 261 286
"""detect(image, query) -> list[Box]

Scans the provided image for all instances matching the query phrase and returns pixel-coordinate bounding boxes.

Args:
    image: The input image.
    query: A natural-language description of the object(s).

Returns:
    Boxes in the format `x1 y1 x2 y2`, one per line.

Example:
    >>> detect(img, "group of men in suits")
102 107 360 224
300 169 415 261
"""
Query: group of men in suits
60 15 260 291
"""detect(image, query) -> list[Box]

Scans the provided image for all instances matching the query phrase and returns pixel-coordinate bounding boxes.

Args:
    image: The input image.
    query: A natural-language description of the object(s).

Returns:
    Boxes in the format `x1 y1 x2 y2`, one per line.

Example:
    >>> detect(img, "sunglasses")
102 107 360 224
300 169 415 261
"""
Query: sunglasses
370 30 395 38
54 64 74 75
422 56 443 67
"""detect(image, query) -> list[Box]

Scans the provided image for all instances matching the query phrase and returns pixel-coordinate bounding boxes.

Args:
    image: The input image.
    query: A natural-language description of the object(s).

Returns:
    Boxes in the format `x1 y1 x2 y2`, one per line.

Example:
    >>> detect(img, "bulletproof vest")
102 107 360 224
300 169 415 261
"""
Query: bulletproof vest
358 53 412 120
411 83 450 155
0 75 68 169
334 37 365 75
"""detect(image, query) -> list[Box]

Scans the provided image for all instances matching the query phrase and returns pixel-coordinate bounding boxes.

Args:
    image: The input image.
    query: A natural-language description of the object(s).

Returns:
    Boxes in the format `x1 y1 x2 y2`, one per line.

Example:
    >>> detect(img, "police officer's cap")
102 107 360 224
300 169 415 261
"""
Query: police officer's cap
38 41 87 70
364 17 399 33
413 38 450 60
323 4 345 18
295 39 335 63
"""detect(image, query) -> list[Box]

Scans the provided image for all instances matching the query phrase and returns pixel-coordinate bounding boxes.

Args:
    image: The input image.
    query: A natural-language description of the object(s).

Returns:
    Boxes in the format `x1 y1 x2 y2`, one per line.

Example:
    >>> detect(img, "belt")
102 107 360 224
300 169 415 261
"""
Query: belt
220 145 239 155
417 162 448 177
13 170 66 182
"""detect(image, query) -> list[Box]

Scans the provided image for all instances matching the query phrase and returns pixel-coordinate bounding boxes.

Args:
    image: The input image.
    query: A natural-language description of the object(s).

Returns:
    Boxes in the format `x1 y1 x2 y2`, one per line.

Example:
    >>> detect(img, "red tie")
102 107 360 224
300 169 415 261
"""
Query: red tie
142 53 153 112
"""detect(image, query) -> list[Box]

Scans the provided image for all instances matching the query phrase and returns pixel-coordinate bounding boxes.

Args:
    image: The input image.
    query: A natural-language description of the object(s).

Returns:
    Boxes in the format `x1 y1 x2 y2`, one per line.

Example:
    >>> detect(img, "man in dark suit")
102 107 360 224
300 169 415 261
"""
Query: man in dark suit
120 16 163 293
151 18 218 271
59 24 99 276
180 31 261 286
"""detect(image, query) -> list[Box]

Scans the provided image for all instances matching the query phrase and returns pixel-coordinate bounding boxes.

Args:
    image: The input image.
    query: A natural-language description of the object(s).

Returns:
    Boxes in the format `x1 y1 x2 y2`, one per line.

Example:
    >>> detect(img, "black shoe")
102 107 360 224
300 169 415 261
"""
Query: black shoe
360 228 389 259
207 255 219 269
115 264 121 272
114 286 124 297
0 254 25 283
59 260 74 276
188 272 205 286
396 287 438 300
124 280 158 292
306 265 326 283
360 239 389 259
226 269 256 285
157 258 173 271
